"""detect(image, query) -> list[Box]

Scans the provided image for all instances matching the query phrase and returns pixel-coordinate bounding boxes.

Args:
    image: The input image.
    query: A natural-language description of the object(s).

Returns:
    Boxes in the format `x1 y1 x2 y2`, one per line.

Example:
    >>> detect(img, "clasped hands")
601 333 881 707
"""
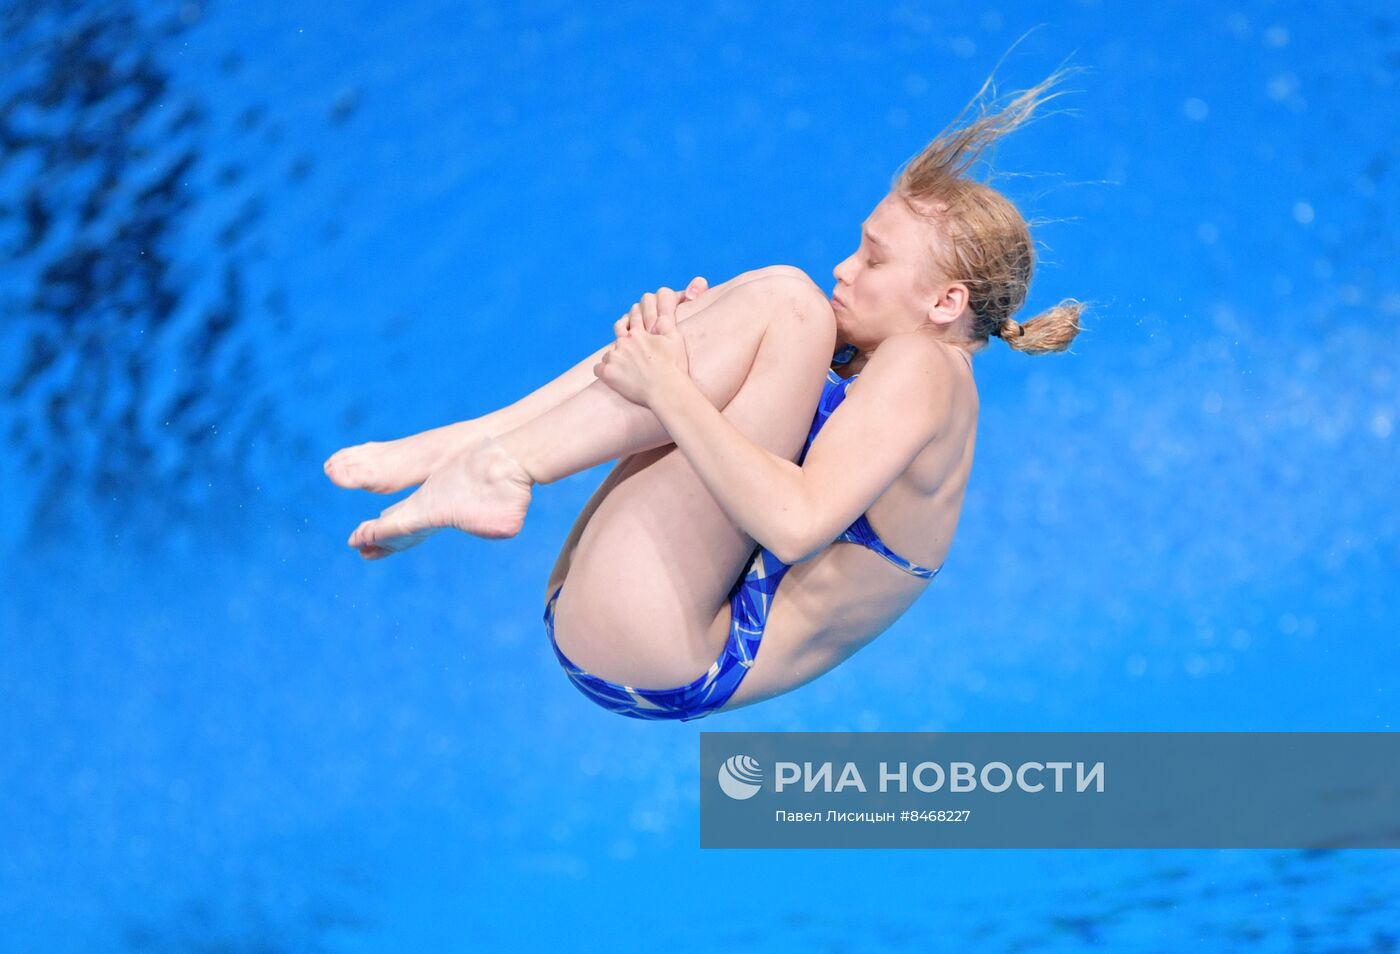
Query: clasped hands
593 275 709 406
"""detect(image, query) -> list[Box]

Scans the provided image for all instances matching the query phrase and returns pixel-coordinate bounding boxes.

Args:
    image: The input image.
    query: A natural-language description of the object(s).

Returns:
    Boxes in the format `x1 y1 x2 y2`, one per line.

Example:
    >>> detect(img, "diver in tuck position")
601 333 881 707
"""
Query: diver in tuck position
325 65 1087 721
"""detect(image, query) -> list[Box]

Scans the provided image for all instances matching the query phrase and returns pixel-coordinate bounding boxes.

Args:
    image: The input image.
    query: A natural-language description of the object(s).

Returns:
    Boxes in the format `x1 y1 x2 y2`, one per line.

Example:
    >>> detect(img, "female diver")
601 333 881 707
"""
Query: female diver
324 66 1086 721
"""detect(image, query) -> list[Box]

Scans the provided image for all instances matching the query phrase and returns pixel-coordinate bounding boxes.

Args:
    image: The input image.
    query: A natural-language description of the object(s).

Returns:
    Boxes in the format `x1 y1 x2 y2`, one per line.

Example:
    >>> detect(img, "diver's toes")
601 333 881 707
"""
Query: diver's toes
348 520 375 547
327 450 376 489
327 456 356 486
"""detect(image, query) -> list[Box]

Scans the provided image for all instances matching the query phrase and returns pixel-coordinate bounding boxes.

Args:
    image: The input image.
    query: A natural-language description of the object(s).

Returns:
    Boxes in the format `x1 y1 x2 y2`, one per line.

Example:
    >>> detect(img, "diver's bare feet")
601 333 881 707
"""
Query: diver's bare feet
346 435 534 559
324 421 480 494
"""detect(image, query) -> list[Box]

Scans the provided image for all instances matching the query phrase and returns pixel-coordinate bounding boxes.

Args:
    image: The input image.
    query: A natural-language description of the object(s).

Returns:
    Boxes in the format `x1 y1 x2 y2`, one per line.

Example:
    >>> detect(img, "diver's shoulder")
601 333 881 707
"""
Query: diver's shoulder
871 330 964 374
871 332 979 416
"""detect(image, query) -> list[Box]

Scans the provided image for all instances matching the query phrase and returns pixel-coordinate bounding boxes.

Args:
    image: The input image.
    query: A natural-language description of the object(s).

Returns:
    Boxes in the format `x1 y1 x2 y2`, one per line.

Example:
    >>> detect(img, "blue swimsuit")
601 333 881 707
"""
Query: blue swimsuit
542 343 941 721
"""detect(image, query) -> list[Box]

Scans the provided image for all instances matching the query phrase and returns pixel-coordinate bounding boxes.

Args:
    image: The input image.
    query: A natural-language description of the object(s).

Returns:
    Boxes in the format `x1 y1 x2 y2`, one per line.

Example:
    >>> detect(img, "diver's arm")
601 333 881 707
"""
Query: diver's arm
645 333 957 564
780 337 960 561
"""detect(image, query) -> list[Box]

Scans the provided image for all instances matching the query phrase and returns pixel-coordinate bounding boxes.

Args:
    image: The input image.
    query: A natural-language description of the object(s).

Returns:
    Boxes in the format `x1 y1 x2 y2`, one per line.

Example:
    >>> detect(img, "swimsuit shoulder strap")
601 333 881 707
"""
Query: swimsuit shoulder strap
840 513 940 579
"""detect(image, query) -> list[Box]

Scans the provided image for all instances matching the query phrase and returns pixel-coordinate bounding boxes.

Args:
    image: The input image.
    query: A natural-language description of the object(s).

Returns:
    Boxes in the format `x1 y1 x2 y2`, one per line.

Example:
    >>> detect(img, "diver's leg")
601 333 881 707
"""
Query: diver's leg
542 449 658 606
496 273 831 485
324 341 617 494
324 269 781 493
549 292 837 687
346 273 834 556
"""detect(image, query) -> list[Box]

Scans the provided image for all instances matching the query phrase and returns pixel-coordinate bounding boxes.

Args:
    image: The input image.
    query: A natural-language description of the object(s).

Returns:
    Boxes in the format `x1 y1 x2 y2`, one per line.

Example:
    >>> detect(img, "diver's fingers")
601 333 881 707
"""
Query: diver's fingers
656 286 681 331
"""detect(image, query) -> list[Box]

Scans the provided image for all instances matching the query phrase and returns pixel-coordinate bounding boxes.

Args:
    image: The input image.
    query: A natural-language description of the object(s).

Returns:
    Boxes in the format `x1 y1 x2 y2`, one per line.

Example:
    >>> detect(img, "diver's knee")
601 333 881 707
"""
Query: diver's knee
751 270 837 338
755 264 817 287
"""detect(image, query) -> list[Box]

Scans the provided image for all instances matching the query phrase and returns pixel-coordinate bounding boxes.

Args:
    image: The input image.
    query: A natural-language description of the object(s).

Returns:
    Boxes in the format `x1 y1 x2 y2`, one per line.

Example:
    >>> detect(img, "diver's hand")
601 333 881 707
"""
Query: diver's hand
594 294 690 406
613 276 708 338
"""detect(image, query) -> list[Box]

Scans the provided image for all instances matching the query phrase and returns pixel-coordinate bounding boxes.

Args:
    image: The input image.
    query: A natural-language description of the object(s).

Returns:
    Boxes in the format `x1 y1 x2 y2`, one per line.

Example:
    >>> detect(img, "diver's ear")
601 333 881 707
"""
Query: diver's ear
928 281 970 325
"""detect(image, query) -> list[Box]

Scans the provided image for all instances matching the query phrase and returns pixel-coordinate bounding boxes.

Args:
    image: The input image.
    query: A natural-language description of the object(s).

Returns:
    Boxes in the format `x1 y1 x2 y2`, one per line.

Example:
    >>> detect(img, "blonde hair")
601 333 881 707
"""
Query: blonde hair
892 54 1090 355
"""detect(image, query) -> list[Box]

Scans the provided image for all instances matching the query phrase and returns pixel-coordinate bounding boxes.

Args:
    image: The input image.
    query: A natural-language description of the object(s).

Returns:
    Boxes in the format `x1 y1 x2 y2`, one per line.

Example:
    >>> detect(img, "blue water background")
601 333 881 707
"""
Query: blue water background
2 0 1398 949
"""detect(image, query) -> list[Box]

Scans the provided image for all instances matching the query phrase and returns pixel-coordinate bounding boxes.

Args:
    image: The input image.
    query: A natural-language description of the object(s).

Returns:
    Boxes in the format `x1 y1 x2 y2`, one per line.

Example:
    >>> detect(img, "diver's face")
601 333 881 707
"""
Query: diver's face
830 194 938 347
